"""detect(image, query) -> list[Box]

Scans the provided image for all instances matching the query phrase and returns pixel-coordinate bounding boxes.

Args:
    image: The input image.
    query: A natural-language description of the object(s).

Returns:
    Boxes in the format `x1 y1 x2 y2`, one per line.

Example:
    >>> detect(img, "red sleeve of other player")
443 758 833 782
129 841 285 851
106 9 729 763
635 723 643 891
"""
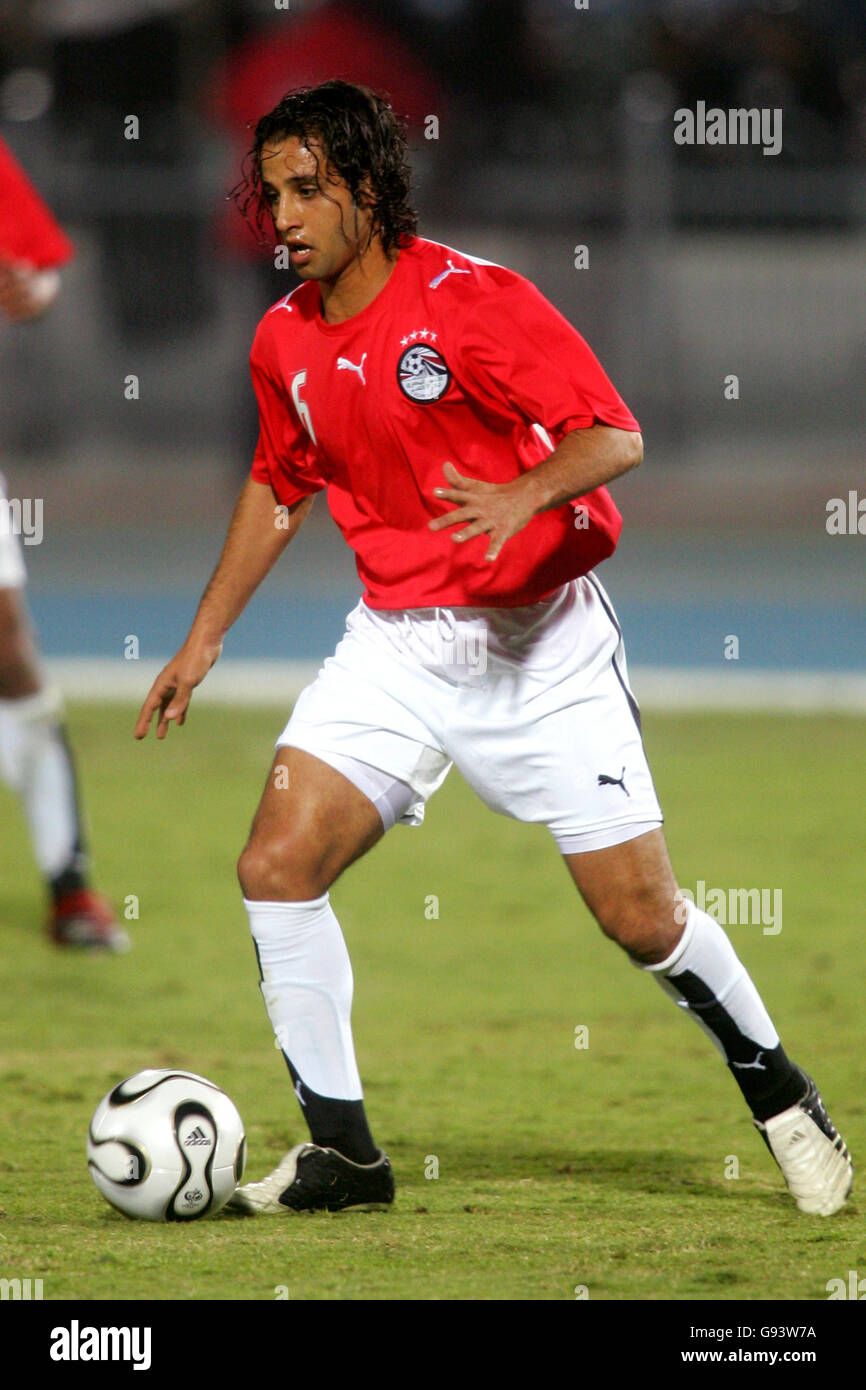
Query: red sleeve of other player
0 137 75 269
454 275 640 442
249 318 327 507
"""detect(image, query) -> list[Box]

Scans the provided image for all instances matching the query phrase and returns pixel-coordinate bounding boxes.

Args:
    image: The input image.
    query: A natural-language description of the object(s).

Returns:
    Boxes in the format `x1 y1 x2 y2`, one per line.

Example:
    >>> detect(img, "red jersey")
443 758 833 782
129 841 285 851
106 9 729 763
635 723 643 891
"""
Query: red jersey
0 137 74 269
250 236 638 609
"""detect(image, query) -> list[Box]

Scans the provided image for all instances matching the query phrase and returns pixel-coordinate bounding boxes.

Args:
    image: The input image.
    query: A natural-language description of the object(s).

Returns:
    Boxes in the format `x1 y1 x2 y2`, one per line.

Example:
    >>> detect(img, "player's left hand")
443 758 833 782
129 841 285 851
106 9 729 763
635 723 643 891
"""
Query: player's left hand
429 462 540 562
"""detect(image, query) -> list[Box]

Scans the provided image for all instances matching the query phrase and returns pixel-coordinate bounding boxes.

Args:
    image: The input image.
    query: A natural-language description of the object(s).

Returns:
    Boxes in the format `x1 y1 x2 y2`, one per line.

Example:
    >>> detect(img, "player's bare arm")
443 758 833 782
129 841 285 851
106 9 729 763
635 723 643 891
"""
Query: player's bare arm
429 423 642 561
134 479 312 740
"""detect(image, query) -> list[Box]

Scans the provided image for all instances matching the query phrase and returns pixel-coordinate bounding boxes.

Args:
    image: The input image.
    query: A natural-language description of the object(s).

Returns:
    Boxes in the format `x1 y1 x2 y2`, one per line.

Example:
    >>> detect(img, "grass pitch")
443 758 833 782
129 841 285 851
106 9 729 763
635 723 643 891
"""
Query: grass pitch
0 703 863 1302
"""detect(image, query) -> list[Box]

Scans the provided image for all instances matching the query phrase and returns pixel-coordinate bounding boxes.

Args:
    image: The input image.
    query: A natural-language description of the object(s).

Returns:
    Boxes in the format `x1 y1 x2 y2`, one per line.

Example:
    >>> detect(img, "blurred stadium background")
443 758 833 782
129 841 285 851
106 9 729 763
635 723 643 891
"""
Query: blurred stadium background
0 0 864 708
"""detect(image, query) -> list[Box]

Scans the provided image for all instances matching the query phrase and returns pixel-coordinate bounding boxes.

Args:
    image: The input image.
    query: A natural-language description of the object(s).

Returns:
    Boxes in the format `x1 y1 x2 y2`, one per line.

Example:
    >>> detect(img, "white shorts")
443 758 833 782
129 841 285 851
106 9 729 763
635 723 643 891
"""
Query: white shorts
277 574 663 855
0 476 26 589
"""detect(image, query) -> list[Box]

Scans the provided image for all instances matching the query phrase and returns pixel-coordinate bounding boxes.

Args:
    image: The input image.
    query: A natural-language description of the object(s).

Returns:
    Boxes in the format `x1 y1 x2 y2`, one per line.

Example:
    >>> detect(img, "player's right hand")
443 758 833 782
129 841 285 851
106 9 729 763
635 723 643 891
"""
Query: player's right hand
134 639 223 741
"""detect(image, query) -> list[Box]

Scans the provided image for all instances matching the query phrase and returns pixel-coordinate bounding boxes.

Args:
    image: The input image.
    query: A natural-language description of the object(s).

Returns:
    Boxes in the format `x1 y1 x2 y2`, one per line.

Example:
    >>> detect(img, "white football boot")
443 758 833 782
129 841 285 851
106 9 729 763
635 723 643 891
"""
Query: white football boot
755 1073 853 1216
226 1142 394 1214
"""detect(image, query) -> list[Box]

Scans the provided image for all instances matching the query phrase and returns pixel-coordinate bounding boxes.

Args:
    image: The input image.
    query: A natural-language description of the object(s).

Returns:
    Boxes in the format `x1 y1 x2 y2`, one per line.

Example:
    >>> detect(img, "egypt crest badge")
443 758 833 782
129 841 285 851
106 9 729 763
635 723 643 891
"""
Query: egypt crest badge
397 343 451 403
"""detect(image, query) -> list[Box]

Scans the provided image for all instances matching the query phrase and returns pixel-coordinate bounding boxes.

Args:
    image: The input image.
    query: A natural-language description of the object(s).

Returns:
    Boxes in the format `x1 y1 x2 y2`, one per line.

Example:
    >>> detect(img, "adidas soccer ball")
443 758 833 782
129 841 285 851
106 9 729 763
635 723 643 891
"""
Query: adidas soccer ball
87 1069 246 1222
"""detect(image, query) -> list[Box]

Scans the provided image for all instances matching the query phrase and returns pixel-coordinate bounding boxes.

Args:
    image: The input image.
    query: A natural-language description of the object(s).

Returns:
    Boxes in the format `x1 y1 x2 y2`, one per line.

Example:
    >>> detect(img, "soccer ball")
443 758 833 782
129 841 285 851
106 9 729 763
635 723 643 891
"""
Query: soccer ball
87 1069 246 1222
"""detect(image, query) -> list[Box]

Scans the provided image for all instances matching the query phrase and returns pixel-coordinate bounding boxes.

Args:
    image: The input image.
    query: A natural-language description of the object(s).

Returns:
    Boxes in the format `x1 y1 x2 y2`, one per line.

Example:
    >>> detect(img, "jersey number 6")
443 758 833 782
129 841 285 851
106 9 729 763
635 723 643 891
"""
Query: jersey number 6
291 370 318 446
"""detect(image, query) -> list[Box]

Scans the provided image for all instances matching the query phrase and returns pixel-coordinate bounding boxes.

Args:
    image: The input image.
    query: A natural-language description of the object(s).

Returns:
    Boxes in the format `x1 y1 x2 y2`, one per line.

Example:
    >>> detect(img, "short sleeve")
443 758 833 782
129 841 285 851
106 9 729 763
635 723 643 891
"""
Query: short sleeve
249 322 326 507
454 276 639 438
0 137 75 269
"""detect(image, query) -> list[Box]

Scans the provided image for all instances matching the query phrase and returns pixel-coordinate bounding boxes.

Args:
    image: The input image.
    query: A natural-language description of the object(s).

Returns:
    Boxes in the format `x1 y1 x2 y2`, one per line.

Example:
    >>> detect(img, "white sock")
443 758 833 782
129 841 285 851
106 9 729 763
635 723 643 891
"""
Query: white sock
244 894 363 1100
644 899 779 1059
0 688 86 880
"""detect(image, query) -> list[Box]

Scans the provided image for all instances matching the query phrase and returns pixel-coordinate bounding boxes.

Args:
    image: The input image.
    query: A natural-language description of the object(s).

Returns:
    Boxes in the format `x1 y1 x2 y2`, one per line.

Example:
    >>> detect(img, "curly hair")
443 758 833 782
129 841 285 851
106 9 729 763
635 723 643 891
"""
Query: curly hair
231 80 417 255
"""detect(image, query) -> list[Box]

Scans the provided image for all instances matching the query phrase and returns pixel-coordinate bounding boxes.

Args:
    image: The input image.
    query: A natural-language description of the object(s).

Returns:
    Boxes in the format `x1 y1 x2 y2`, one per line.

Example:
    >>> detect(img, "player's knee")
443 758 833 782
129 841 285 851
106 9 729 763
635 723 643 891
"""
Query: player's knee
593 885 682 965
237 831 329 903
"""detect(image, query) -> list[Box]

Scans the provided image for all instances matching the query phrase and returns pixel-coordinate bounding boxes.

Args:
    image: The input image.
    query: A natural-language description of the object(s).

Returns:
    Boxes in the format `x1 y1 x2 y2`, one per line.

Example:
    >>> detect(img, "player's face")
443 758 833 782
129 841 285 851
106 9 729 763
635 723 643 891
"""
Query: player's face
259 136 375 283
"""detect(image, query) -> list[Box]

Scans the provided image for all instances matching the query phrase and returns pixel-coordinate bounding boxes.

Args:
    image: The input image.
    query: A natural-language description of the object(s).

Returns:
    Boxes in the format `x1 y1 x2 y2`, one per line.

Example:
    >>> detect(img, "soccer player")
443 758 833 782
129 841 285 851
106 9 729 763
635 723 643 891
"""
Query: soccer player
0 137 127 950
135 81 851 1216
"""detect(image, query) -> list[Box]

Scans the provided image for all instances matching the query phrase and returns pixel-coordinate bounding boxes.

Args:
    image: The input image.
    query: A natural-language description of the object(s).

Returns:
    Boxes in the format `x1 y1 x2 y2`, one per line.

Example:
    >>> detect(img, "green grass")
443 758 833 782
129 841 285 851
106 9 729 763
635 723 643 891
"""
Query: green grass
0 704 863 1301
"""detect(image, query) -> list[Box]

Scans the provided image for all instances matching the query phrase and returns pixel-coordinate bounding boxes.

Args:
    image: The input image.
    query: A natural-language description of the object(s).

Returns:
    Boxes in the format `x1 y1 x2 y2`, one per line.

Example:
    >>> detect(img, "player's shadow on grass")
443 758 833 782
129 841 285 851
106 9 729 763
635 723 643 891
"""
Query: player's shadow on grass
454 1145 778 1205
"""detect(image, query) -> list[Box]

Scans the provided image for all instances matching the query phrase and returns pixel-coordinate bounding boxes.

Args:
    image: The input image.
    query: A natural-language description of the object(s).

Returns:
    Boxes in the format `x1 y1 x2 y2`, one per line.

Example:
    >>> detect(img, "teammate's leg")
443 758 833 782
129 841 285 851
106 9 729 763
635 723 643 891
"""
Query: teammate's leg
0 586 125 948
563 828 852 1214
0 584 40 697
232 746 396 1212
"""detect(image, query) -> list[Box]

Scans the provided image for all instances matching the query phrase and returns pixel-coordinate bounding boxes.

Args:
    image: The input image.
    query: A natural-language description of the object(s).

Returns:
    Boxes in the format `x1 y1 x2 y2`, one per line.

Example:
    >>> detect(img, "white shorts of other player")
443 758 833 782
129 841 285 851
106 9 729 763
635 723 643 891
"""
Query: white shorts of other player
0 475 27 589
278 574 663 854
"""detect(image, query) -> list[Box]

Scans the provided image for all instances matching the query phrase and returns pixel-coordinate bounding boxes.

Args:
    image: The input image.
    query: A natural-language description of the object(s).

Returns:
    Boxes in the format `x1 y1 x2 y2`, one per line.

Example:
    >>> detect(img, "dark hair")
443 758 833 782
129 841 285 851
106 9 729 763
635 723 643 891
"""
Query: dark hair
232 80 417 254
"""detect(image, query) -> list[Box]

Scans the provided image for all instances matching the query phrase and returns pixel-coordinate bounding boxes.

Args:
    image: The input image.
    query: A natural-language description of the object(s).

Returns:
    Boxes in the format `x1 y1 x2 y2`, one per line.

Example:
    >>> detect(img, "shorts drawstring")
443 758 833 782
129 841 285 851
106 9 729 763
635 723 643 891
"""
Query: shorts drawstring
434 606 457 651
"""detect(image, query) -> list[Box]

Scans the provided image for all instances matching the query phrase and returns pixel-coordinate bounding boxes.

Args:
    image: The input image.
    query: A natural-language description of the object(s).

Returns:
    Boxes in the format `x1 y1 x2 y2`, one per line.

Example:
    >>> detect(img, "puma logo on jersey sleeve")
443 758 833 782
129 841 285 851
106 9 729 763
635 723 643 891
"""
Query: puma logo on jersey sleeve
429 259 472 289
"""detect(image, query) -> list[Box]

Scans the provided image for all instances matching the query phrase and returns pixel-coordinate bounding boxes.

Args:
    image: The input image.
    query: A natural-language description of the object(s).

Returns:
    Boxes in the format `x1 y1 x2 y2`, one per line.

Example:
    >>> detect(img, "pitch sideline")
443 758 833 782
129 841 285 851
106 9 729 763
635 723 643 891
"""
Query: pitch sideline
44 658 866 713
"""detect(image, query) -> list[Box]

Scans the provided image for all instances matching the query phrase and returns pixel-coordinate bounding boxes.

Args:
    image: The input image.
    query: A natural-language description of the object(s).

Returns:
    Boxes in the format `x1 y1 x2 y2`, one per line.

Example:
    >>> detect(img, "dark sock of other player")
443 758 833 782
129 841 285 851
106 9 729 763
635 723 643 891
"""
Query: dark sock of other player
48 726 90 903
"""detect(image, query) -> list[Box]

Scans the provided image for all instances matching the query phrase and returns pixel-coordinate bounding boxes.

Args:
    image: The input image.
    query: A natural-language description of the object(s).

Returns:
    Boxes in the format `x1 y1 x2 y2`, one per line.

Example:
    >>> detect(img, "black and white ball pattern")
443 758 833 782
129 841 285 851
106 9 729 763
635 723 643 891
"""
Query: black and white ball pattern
87 1069 246 1221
